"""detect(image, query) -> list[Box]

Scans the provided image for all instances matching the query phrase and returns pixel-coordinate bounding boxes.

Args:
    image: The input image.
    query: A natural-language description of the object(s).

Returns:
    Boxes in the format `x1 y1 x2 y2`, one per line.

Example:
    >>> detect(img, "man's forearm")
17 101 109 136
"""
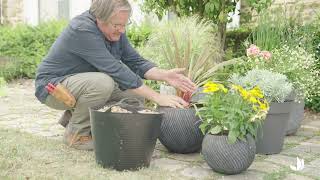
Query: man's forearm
144 67 168 81
128 84 160 102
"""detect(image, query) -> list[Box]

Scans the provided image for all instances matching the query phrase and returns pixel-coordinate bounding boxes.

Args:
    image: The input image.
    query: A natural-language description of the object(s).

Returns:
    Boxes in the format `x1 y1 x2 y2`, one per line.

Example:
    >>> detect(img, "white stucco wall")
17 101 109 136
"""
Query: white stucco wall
23 0 38 25
69 0 91 19
129 0 144 24
227 1 241 29
39 0 59 22
21 0 146 25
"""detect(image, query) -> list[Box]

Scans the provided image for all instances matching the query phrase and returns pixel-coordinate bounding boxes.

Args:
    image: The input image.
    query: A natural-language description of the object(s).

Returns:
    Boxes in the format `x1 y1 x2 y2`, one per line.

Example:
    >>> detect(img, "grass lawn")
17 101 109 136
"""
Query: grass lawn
0 128 185 180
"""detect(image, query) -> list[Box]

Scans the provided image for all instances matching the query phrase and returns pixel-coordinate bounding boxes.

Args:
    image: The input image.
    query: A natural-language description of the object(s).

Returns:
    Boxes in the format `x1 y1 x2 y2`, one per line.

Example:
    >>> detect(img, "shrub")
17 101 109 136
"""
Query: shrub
244 45 319 102
126 22 153 48
225 27 252 60
0 20 67 81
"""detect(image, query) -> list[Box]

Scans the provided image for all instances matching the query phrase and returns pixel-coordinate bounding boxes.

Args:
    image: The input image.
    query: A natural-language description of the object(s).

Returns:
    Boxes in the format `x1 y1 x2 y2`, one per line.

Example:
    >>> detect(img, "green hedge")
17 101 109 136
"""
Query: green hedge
126 22 153 48
225 27 252 60
0 21 67 80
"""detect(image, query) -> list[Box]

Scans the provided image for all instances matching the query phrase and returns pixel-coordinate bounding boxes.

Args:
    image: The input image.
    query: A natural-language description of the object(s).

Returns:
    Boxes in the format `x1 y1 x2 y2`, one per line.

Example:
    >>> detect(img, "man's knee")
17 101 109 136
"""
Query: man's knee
88 73 115 98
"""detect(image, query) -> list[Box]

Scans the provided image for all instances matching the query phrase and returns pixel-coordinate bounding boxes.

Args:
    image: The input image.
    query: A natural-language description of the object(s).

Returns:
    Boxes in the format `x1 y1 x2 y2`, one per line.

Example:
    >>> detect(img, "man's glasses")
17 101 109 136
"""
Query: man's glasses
109 19 132 30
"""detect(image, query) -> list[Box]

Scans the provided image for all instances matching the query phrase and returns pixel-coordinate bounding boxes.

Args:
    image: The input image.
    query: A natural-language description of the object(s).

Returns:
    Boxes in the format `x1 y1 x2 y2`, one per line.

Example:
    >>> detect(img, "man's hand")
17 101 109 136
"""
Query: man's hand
153 94 189 108
164 68 197 93
129 84 189 108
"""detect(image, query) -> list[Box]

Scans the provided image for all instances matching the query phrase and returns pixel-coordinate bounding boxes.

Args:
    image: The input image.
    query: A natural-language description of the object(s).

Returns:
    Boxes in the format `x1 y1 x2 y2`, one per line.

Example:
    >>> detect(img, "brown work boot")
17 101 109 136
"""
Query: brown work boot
58 110 72 128
63 129 93 151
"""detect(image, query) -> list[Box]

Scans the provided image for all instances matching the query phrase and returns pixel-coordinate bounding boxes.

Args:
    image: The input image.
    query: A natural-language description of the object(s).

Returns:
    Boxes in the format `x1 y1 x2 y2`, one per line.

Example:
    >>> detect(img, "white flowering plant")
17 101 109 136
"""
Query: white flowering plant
242 45 320 101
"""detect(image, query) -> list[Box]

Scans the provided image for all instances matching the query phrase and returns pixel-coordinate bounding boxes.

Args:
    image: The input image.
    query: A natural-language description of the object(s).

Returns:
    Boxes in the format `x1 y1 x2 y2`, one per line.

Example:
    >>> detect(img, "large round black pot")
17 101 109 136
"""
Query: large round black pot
158 107 204 154
202 134 256 175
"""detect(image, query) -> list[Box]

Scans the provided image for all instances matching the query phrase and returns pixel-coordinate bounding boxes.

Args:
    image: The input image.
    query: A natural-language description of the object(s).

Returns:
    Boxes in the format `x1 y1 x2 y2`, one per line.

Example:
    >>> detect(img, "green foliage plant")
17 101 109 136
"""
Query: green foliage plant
142 0 271 55
140 16 235 101
0 20 67 80
196 81 269 143
229 69 293 103
126 22 153 48
249 5 319 52
249 7 296 51
244 45 320 102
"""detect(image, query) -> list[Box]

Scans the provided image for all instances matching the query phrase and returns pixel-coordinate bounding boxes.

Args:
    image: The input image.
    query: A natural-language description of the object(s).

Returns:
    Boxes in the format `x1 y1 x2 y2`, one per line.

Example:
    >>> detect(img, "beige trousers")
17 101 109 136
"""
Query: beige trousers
44 72 143 135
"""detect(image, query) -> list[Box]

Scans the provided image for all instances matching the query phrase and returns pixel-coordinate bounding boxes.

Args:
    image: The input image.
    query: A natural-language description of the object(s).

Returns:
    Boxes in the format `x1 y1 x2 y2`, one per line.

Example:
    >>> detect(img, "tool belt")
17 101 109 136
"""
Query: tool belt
45 83 76 108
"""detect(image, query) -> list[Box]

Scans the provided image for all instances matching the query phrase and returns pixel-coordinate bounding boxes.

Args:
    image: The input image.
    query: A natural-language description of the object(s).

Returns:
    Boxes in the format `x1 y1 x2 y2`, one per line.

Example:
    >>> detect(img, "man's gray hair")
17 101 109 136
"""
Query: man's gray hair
90 0 132 22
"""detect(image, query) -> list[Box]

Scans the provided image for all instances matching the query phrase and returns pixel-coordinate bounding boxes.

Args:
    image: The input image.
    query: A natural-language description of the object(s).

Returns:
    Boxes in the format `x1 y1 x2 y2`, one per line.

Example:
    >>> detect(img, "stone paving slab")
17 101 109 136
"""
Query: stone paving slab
248 161 282 173
301 158 320 178
150 158 190 172
218 170 265 180
282 142 320 161
265 154 298 167
179 166 216 179
1 79 320 179
284 174 315 180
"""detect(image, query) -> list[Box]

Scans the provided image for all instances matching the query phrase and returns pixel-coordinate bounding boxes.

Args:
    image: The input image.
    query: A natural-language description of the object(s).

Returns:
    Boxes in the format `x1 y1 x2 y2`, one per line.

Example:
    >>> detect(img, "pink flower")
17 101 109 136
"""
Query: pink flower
260 51 272 60
246 44 261 57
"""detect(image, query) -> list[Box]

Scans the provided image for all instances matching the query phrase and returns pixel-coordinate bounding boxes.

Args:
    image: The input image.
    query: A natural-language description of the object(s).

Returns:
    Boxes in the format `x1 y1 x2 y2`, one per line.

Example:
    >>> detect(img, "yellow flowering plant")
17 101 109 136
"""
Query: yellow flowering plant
195 81 269 143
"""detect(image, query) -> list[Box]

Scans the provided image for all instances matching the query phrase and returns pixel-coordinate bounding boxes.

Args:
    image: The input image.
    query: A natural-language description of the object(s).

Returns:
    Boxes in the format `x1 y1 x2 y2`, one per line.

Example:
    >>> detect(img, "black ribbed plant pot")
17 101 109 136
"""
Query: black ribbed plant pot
202 134 256 175
90 106 162 171
158 107 204 153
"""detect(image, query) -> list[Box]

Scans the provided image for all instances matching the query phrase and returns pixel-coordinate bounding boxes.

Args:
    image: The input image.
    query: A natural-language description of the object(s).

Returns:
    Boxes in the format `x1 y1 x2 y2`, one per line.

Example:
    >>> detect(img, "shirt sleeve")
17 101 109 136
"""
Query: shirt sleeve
121 35 156 78
67 29 143 90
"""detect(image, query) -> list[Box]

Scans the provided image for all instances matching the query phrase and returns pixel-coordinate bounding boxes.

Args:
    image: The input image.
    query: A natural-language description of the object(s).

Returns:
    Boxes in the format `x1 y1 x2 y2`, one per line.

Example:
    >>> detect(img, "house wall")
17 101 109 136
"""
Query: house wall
22 0 38 26
1 0 24 25
0 0 145 25
241 0 320 25
69 0 91 19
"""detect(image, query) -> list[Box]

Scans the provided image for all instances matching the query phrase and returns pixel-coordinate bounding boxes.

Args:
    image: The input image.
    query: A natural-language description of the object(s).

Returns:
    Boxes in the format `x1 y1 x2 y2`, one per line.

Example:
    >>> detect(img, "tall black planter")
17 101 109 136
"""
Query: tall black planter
202 134 256 175
89 103 162 171
158 107 204 153
256 101 292 154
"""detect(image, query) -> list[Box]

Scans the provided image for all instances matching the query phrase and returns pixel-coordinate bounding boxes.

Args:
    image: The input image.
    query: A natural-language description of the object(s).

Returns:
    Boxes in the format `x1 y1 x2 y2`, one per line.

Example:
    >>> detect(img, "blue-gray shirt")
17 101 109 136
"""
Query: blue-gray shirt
35 11 155 103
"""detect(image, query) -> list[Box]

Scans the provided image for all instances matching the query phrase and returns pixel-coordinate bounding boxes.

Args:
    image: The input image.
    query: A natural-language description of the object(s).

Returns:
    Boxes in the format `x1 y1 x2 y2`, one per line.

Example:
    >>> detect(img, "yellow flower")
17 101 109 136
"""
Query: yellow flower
258 100 269 111
249 86 264 98
203 81 227 93
203 86 219 93
239 89 250 100
249 96 258 104
260 103 268 111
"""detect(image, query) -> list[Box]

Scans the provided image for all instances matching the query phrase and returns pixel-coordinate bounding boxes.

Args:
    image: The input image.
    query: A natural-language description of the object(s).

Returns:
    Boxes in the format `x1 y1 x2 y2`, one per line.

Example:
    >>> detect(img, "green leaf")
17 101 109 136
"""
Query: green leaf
199 123 208 135
209 125 222 135
228 131 237 144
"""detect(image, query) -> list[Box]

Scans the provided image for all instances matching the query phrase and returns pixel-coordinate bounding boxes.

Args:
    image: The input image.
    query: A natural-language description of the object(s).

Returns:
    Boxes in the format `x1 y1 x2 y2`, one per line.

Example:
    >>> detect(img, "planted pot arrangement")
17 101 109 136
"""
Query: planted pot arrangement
243 45 320 135
196 81 269 175
141 16 235 153
230 69 294 154
89 98 162 171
